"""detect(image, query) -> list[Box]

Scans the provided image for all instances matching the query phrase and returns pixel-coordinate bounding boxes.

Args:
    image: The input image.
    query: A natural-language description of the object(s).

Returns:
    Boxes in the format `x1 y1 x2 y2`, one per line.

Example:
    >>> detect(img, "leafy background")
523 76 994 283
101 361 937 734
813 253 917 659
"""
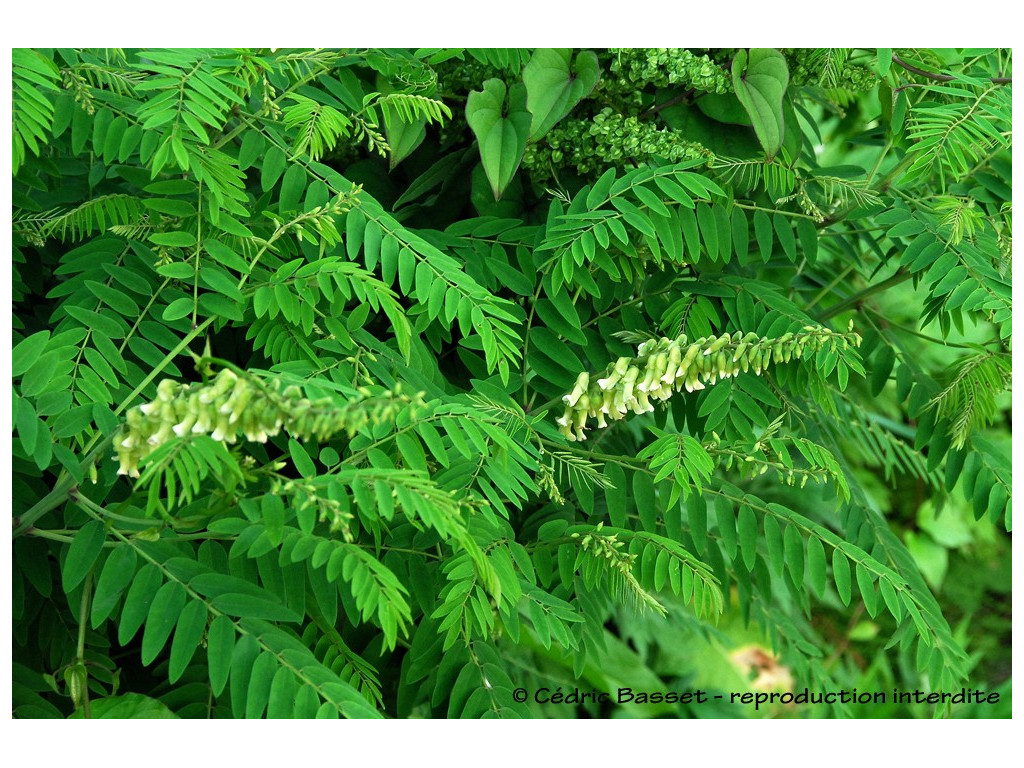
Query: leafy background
11 47 1011 719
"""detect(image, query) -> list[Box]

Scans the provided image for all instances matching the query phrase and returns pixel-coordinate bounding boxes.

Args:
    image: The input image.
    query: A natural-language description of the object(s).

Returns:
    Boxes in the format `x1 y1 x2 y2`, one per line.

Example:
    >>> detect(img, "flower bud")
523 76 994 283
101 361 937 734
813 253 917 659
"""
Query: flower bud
157 379 179 402
662 344 682 383
563 373 590 407
620 367 638 402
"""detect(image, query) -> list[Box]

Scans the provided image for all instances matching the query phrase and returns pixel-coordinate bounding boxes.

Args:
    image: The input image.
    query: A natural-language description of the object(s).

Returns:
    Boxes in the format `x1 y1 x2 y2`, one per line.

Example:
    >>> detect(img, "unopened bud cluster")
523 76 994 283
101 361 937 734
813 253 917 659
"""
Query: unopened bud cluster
278 478 356 541
556 326 861 441
571 523 634 577
606 48 733 97
115 368 423 477
522 108 713 182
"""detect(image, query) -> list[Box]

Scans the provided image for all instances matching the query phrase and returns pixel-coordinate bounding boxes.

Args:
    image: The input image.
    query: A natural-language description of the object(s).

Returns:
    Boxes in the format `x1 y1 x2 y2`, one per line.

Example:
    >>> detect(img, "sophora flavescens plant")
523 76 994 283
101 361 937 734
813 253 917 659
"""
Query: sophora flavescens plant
12 47 1010 720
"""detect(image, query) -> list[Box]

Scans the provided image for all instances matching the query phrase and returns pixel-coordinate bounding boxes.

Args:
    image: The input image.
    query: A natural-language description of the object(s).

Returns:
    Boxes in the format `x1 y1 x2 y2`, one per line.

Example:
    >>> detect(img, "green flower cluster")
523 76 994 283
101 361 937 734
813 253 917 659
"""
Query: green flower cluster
523 107 713 182
436 58 505 95
606 48 733 95
278 477 356 541
556 326 862 441
571 523 633 575
115 368 423 477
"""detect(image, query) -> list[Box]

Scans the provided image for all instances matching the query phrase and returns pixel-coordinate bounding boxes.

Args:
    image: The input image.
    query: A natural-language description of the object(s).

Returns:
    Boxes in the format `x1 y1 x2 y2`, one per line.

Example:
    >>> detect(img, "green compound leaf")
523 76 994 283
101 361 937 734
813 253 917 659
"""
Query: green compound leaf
523 48 601 141
807 536 827 597
732 48 790 160
267 665 300 718
118 564 164 645
833 549 852 606
168 599 209 683
61 519 107 594
737 503 758 572
206 614 236 697
466 79 531 201
91 545 138 628
141 581 187 665
70 693 179 719
211 592 302 623
288 438 316 479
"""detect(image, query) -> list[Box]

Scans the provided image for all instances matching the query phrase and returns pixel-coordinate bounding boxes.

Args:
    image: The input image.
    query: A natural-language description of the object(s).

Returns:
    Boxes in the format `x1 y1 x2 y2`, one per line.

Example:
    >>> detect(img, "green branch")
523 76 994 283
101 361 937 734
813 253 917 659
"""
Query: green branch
892 54 1012 85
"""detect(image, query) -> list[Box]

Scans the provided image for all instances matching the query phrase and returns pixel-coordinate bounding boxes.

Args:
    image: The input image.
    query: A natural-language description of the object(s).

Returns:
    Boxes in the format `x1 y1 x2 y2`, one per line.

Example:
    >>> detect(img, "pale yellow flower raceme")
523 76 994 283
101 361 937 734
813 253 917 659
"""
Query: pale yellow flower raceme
556 326 861 441
115 368 422 477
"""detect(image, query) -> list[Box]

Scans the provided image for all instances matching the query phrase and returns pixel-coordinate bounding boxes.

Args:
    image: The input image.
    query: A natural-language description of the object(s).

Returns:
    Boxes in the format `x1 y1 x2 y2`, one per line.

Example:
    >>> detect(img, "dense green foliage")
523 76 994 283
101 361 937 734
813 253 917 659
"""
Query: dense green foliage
12 47 1011 719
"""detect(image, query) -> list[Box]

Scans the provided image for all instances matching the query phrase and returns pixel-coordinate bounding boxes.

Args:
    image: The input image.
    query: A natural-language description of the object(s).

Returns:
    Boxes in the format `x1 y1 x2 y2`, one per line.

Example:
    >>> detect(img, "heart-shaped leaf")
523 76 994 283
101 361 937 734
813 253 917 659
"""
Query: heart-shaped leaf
732 48 790 160
466 79 531 201
523 48 601 140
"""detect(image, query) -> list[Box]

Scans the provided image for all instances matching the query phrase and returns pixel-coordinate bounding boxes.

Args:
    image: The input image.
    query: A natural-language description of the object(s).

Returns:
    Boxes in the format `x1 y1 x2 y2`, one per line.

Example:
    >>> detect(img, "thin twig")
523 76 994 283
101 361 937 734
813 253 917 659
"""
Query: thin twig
643 87 697 117
816 270 913 322
892 54 1011 85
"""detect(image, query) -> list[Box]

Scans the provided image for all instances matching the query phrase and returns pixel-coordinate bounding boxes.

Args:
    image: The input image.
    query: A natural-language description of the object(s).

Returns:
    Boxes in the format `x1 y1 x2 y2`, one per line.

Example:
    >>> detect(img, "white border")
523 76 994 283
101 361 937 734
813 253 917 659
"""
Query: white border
3 15 1019 764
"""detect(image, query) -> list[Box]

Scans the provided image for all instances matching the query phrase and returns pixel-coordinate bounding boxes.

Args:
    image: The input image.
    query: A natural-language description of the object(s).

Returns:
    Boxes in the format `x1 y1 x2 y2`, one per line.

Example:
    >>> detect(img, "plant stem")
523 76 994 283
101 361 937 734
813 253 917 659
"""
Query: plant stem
816 270 913 322
892 54 1011 84
520 280 545 409
865 307 990 350
805 265 857 311
643 87 696 117
865 141 892 186
734 202 818 221
192 179 203 328
12 436 112 538
76 570 93 718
